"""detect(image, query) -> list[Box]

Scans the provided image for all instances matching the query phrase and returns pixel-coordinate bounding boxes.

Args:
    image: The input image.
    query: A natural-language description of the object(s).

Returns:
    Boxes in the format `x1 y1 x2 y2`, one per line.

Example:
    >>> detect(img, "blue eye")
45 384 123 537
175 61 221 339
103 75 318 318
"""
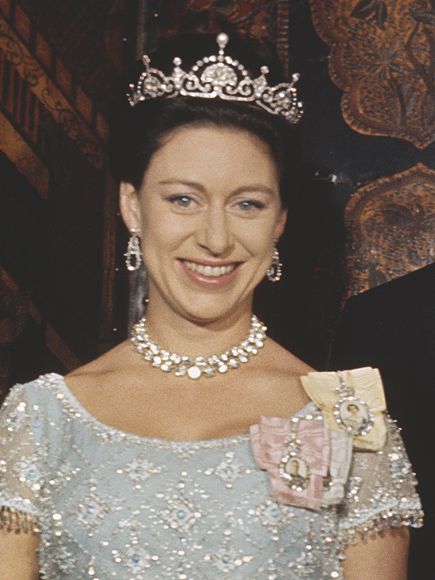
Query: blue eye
237 200 265 211
167 195 195 208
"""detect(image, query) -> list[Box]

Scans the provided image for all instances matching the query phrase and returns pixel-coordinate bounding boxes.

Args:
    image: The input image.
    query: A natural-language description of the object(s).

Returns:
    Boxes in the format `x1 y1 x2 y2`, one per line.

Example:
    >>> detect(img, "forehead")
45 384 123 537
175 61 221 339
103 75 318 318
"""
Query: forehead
142 125 279 188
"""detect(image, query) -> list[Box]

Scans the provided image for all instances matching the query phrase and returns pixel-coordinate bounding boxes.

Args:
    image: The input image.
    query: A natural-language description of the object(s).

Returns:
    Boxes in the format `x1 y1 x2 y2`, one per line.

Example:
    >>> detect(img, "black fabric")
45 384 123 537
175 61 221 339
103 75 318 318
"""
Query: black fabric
329 262 435 580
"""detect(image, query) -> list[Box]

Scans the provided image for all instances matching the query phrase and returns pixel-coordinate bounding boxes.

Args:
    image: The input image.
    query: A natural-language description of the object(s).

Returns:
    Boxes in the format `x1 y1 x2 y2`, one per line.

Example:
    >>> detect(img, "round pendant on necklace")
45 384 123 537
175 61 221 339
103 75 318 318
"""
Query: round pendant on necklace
187 366 202 380
130 314 267 380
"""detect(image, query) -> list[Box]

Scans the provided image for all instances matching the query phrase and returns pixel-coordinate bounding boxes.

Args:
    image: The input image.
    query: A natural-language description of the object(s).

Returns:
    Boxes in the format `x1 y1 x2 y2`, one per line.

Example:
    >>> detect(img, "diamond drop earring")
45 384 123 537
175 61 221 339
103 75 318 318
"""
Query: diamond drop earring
267 246 283 282
125 227 142 271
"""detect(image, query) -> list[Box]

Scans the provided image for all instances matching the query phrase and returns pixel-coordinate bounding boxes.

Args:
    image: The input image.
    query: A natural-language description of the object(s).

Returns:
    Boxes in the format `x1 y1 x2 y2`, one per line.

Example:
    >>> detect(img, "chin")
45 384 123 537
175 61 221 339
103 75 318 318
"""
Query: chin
179 304 236 325
174 293 250 325
150 274 256 323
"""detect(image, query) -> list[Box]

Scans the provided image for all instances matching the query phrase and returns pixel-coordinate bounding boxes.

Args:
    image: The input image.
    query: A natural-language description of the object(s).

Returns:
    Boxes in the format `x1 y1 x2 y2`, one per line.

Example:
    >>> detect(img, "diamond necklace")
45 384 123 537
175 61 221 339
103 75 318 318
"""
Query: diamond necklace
131 314 267 380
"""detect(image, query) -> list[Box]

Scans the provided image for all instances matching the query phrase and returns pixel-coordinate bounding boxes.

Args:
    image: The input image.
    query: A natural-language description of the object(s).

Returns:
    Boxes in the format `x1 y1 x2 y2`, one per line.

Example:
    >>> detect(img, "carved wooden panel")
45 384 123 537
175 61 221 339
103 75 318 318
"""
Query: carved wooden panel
156 0 290 75
0 11 106 168
159 0 273 37
16 0 126 108
345 163 435 295
0 267 82 394
0 270 27 393
0 271 28 346
309 0 435 149
0 0 126 387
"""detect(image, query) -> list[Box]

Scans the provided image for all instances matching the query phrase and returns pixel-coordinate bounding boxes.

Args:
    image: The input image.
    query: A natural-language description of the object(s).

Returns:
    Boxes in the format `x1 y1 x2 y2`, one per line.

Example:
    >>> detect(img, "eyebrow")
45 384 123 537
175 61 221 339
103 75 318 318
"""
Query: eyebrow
159 179 206 192
158 179 276 196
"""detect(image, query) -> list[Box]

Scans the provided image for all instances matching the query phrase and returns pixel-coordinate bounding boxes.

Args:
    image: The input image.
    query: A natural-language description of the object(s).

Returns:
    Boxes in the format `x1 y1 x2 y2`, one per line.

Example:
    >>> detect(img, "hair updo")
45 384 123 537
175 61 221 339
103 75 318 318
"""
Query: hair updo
109 32 302 209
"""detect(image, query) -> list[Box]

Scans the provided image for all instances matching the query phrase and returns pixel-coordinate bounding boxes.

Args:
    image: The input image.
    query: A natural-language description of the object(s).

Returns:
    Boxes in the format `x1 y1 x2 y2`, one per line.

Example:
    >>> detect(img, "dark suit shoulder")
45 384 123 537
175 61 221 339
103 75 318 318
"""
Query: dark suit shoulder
329 262 435 371
346 262 435 312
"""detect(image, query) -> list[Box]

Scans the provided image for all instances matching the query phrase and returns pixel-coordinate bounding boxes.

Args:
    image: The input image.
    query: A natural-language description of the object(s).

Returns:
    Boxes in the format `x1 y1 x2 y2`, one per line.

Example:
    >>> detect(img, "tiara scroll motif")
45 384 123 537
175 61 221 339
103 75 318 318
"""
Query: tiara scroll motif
127 33 303 124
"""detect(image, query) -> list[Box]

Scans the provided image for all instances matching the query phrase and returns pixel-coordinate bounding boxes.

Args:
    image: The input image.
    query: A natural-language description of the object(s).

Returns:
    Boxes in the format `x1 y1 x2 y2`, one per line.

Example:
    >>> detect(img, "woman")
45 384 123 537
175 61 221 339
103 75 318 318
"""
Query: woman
0 32 422 579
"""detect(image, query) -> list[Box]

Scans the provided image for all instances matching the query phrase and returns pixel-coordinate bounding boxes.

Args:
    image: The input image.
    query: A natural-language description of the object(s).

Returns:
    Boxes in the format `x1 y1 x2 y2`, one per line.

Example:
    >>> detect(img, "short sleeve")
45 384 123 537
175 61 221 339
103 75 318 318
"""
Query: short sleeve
338 415 423 543
0 384 43 533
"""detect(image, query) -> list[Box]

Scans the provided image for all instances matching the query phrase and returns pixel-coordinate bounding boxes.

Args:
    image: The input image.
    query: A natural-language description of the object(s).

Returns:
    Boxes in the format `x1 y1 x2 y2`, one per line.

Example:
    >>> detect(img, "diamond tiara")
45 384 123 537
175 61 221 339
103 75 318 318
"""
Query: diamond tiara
127 32 303 124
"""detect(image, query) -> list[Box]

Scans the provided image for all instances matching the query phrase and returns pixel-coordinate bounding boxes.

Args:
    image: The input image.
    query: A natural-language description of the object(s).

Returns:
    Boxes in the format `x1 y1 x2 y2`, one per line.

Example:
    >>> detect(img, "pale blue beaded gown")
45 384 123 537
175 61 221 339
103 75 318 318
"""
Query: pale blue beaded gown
0 373 422 579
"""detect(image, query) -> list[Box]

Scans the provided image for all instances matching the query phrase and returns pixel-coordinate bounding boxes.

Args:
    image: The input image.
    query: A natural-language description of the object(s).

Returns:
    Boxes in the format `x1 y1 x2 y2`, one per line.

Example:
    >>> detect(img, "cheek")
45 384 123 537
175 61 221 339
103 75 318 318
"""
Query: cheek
139 212 193 257
236 219 278 254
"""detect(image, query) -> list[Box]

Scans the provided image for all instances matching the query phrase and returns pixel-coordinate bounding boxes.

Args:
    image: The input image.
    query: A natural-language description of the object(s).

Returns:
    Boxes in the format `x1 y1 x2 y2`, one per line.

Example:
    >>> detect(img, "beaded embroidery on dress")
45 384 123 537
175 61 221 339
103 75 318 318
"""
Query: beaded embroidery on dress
0 372 423 579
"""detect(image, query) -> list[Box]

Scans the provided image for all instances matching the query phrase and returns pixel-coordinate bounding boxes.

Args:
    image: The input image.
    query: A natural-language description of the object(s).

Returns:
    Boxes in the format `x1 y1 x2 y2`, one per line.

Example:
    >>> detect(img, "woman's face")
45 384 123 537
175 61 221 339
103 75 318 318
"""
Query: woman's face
120 125 287 324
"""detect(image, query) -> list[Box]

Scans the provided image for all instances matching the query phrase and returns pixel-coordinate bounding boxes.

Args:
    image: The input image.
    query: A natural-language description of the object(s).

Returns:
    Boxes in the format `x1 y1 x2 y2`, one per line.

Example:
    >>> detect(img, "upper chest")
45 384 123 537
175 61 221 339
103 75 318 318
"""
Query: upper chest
64 370 310 441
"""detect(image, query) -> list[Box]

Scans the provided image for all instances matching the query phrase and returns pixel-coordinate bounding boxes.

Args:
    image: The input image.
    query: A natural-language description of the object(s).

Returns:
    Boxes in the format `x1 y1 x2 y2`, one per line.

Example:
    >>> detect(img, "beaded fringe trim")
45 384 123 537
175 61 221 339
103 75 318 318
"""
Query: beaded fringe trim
0 506 40 534
342 508 424 545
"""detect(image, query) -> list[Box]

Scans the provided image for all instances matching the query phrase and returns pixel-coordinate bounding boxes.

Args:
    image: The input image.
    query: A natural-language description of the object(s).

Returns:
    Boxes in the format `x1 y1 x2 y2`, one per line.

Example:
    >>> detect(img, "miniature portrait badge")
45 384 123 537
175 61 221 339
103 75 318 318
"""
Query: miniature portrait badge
334 396 373 436
279 453 310 491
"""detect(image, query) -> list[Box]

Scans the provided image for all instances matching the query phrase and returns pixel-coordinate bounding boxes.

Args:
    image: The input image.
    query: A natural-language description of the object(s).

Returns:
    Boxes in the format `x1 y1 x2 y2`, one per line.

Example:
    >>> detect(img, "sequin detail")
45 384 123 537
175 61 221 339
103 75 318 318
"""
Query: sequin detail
0 374 423 579
0 506 40 534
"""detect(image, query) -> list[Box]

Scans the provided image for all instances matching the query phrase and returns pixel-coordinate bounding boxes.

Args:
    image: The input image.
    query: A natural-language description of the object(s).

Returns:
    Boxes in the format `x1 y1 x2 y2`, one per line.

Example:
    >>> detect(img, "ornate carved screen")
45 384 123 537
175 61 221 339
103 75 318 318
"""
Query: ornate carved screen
345 164 435 295
310 0 435 297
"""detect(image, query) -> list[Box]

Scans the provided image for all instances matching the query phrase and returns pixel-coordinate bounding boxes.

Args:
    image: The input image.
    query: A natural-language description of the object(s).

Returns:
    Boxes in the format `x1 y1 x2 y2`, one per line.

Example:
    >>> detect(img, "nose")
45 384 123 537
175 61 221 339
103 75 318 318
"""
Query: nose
196 205 234 256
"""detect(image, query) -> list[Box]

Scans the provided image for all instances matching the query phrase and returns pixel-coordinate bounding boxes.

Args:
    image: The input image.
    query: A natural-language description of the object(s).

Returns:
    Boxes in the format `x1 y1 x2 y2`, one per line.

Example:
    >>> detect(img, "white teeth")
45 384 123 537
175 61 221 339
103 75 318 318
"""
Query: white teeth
183 261 236 277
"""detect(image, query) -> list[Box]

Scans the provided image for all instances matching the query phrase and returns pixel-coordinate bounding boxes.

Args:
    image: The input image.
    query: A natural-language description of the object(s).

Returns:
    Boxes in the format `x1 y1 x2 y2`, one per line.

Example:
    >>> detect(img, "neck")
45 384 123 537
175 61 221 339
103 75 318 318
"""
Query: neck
143 295 255 358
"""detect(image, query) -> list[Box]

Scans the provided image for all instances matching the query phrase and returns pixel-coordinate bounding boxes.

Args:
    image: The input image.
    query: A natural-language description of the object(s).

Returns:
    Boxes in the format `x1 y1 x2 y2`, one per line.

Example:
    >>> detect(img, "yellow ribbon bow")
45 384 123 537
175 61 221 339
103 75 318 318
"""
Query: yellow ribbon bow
301 367 387 451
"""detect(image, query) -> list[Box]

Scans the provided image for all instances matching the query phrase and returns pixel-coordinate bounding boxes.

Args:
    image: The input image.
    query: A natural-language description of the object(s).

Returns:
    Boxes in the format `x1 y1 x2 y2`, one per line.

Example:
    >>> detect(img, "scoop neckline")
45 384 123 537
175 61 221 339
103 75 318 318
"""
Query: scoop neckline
40 372 317 448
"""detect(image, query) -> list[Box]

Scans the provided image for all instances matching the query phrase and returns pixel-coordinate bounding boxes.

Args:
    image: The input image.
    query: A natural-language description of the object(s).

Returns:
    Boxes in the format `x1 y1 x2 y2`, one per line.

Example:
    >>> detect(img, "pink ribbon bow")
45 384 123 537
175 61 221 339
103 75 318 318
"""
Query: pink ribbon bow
250 416 331 510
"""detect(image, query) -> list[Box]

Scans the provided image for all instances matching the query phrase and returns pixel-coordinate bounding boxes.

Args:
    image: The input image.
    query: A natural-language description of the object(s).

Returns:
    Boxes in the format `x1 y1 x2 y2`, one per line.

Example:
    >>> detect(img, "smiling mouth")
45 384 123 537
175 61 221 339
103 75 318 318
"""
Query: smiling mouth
182 260 238 278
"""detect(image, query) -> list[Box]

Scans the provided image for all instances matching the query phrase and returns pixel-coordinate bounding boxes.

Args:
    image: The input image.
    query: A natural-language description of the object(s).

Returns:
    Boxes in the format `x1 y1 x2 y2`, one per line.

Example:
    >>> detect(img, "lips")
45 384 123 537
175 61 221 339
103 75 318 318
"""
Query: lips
179 259 241 288
183 260 237 278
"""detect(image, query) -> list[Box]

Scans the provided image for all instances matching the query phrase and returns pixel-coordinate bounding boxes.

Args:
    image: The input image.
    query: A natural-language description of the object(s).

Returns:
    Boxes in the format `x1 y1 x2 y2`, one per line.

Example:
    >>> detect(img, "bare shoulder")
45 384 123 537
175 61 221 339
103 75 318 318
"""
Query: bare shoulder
65 340 136 399
262 338 314 377
245 338 314 412
67 340 133 375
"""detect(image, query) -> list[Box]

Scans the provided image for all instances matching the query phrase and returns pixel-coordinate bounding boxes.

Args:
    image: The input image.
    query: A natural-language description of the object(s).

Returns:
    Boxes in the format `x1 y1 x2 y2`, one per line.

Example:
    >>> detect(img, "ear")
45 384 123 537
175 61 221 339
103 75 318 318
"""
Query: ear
119 181 141 232
274 208 288 240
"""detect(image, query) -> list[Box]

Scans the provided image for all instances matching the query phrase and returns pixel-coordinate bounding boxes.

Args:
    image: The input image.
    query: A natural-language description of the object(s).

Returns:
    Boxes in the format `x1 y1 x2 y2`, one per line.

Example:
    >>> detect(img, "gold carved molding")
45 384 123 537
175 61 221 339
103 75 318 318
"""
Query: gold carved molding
0 111 48 198
345 163 435 295
309 0 435 149
0 12 105 168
